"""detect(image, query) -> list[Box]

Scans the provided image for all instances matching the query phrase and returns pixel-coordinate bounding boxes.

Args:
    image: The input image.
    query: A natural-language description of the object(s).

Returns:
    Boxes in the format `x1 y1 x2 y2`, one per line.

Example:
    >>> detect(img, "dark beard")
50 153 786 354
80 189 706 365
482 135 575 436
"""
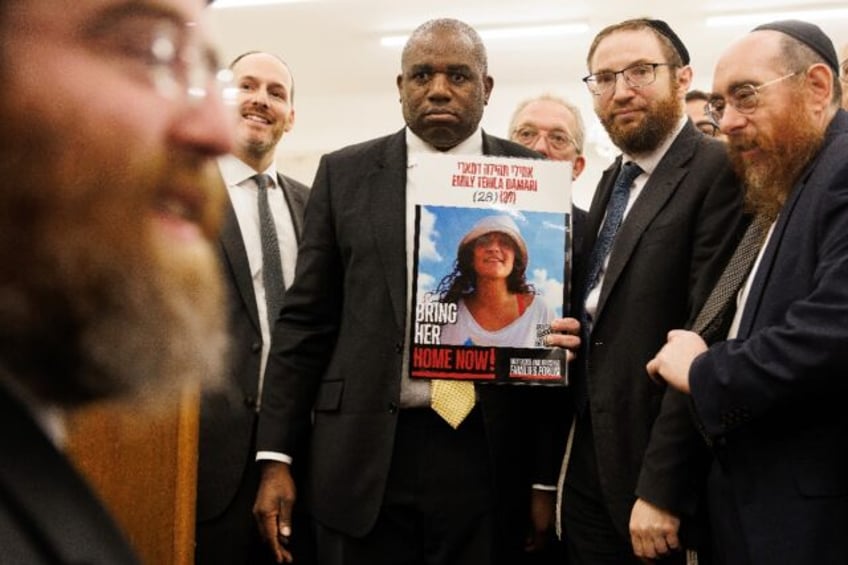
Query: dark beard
0 110 228 408
728 105 823 223
601 80 682 155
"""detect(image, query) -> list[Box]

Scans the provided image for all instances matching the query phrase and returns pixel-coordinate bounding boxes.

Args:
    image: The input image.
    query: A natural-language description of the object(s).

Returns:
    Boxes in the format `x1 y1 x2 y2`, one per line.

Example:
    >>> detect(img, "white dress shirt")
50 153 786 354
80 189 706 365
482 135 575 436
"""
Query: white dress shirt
218 155 298 404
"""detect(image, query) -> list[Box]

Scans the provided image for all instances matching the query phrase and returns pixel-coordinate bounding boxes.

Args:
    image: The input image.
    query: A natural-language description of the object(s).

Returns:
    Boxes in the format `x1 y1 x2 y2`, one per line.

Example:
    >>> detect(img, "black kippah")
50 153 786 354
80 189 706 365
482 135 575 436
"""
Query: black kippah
645 19 690 65
753 20 839 74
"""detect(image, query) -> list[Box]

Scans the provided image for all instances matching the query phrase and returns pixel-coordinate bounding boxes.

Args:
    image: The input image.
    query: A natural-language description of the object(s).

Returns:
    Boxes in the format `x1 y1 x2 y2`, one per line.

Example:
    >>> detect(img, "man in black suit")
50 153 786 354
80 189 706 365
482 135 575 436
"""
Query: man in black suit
253 18 555 565
649 20 848 564
0 0 233 562
196 51 311 565
549 18 743 564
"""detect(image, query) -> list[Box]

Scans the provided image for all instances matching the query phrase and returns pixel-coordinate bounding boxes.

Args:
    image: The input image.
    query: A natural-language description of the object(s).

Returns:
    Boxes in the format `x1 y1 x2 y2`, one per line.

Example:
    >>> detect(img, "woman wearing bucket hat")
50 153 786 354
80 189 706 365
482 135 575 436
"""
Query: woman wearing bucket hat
435 214 554 348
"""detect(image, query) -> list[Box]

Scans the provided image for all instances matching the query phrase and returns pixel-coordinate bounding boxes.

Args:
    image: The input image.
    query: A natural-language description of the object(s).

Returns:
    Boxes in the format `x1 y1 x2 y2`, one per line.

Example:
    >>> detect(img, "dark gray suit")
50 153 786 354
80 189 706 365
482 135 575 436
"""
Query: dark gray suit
0 384 139 565
563 120 743 559
196 172 309 565
258 129 552 563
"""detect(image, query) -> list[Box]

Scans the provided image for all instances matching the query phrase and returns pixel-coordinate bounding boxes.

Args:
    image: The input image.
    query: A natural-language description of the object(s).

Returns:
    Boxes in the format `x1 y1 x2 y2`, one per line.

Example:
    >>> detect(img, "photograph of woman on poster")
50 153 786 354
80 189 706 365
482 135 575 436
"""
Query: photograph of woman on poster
435 214 556 348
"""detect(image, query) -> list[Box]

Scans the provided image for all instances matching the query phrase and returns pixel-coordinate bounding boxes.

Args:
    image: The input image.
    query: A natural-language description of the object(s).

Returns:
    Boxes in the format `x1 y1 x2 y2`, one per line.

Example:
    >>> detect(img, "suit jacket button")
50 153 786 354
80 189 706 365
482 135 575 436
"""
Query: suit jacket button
251 341 261 353
388 402 398 414
244 395 257 409
394 343 403 354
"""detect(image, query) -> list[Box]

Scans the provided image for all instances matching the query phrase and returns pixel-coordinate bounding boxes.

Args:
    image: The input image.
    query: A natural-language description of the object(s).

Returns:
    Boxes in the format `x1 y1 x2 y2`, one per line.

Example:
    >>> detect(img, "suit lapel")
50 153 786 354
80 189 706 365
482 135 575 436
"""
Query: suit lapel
578 161 618 295
277 173 307 240
219 198 261 334
596 124 698 319
368 131 408 331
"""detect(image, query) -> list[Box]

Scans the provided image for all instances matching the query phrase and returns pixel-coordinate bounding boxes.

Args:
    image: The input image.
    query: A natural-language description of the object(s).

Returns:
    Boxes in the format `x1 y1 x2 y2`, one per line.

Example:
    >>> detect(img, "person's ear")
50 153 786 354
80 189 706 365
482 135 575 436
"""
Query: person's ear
803 63 834 112
571 155 586 180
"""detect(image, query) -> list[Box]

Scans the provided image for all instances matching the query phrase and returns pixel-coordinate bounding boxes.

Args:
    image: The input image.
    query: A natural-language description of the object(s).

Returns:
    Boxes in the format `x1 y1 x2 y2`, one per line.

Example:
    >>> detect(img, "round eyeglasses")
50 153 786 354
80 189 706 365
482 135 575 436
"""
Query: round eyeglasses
705 71 800 123
512 126 578 152
147 21 233 105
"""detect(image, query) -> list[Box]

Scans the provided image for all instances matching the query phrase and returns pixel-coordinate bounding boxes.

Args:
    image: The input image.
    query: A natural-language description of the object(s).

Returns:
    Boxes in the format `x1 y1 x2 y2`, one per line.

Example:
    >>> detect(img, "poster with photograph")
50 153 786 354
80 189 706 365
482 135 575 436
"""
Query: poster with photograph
410 153 572 385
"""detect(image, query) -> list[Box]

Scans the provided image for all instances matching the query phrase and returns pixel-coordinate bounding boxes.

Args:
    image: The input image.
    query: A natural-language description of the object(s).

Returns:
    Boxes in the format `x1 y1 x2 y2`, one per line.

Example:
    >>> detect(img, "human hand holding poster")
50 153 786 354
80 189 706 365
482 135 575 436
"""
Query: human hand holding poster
410 154 572 385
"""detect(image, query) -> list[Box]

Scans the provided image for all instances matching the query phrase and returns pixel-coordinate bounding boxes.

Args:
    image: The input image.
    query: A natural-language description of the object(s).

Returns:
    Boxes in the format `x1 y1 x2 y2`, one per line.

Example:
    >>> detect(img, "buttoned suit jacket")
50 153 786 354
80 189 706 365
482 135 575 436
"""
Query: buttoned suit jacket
569 120 743 542
0 385 139 564
257 129 554 540
197 172 309 521
689 109 848 564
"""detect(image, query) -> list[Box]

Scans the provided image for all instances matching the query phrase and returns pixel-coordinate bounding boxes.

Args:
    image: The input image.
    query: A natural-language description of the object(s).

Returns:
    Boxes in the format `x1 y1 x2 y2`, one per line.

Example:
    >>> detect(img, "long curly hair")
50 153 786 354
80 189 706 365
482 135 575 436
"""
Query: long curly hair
434 233 535 304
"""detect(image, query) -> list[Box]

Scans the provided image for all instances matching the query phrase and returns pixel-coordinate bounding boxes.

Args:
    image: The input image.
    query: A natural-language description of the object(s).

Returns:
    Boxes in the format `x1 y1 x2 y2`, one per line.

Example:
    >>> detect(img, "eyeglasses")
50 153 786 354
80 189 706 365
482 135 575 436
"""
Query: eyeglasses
76 11 232 106
512 126 579 152
139 21 233 105
841 59 848 84
582 63 672 96
705 71 799 123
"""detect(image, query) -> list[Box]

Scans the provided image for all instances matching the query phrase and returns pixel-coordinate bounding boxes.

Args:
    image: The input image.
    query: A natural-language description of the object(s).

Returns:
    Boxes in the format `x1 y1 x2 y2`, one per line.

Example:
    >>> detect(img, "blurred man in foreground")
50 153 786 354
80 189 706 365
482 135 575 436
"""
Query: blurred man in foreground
0 0 233 562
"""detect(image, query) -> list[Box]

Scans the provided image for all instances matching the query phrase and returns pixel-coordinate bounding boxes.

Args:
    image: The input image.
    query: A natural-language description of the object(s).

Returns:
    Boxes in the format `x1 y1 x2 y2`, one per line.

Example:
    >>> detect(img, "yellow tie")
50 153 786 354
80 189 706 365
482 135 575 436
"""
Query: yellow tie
430 380 476 429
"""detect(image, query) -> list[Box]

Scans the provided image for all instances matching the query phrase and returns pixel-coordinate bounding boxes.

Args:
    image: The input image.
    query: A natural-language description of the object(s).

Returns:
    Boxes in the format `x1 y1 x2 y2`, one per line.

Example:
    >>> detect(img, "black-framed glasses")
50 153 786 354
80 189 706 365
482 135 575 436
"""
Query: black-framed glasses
512 126 579 153
705 71 800 123
582 63 672 96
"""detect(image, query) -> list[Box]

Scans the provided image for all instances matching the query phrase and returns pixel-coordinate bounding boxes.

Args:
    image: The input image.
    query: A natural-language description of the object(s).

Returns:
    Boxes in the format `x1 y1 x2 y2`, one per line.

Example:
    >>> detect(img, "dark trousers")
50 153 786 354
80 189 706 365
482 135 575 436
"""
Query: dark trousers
561 414 686 565
315 406 517 565
195 422 316 565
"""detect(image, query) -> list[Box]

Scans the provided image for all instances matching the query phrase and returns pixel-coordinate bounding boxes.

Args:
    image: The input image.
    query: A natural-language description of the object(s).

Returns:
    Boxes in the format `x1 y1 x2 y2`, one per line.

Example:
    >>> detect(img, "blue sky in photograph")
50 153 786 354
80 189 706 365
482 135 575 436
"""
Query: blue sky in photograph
415 205 569 316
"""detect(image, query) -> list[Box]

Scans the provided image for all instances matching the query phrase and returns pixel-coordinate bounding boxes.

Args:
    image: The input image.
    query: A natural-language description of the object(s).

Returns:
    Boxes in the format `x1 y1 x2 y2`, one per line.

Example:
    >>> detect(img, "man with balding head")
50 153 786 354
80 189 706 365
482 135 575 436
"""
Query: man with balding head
509 94 587 179
649 20 848 564
196 51 312 565
252 17 555 565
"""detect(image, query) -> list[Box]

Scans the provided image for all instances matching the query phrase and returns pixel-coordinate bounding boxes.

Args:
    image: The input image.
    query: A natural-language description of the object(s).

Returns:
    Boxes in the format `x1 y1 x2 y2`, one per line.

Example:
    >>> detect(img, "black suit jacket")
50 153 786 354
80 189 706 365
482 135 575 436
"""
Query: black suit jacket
569 121 743 541
0 384 139 564
258 129 554 537
197 172 309 521
690 110 848 563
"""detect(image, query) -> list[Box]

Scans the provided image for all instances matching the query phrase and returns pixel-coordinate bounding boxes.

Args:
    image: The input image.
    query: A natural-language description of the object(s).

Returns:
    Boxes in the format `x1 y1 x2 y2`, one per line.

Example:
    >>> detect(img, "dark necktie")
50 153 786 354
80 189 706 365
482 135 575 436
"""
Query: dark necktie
574 161 642 415
254 173 285 328
584 161 643 299
691 214 769 342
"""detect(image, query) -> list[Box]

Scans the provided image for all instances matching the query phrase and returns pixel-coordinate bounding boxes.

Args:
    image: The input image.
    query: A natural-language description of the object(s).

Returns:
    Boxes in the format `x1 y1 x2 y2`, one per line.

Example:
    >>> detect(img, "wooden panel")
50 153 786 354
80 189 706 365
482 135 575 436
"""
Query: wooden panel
67 387 199 565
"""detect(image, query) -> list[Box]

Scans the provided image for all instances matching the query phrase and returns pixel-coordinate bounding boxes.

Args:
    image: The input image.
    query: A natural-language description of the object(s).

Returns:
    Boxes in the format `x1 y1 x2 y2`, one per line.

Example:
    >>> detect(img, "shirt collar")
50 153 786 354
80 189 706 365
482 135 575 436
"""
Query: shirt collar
0 369 66 448
405 126 484 161
622 115 688 175
218 154 278 188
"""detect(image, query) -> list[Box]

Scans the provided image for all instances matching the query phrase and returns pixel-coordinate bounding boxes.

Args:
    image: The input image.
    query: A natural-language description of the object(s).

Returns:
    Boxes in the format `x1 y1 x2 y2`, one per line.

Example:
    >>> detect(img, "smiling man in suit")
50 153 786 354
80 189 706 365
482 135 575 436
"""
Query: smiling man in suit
195 51 312 565
549 18 743 564
252 18 555 565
